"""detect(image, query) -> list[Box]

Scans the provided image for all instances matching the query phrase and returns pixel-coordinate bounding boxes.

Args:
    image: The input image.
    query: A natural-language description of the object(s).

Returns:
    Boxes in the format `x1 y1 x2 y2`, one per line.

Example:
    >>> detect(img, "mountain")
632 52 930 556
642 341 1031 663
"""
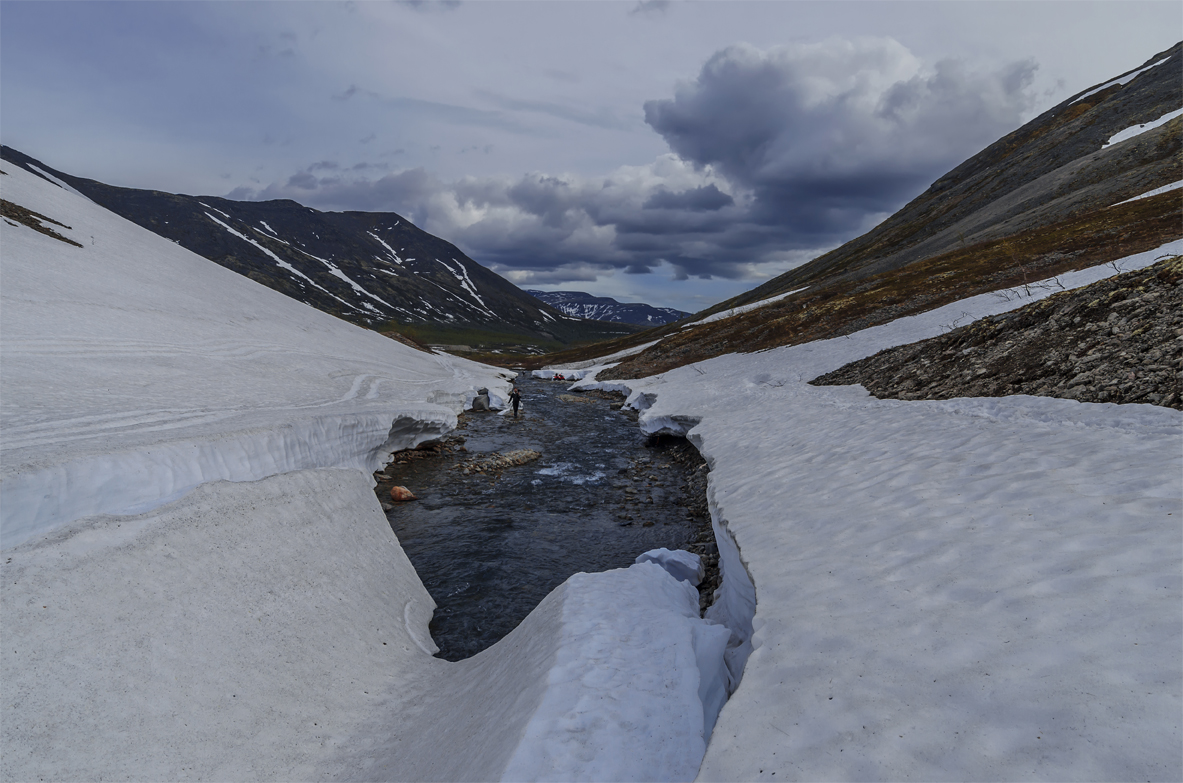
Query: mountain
576 42 1181 380
524 290 689 326
0 146 639 352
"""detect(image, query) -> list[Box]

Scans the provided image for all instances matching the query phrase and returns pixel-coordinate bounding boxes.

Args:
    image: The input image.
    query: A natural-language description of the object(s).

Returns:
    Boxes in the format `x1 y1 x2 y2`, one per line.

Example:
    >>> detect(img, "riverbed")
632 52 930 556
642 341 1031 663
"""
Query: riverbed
376 374 714 661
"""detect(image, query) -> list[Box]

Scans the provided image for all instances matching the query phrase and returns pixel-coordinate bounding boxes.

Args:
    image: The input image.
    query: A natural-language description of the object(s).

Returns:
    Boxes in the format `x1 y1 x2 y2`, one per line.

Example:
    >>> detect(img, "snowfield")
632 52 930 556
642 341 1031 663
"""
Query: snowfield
570 240 1182 781
3 159 1180 782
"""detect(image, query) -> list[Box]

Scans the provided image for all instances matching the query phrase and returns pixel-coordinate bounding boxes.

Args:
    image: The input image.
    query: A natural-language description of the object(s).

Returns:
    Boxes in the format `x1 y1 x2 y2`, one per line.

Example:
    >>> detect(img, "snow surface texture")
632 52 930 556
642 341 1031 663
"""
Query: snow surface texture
576 240 1182 781
1 165 731 782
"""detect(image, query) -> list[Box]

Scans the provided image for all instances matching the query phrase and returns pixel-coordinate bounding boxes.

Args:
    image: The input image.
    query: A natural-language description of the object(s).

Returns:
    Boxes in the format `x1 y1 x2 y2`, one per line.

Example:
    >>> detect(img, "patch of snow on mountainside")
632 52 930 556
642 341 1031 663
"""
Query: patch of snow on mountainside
1070 53 1174 104
1104 107 1183 147
438 257 498 319
295 246 398 311
1113 178 1183 205
683 286 809 328
368 230 405 264
203 211 356 309
197 200 231 219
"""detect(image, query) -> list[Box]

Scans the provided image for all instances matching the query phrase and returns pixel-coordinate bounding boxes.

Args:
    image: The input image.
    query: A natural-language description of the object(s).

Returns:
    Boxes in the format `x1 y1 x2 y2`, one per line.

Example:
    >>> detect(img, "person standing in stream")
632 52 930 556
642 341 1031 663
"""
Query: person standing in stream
508 386 522 418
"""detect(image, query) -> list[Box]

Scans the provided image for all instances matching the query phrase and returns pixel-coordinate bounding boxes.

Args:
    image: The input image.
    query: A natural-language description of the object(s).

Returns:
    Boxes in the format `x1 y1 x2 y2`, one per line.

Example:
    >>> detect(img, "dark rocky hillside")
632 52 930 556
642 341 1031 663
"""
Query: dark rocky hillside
0 146 637 351
812 256 1182 410
593 42 1182 381
526 290 689 326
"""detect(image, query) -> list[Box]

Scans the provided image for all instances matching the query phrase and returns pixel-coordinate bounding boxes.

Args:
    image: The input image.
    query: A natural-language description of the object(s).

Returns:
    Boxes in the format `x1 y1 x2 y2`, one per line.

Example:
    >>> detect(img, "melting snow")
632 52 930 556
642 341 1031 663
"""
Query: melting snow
293 247 397 312
197 201 231 219
683 287 809 328
437 258 498 319
202 212 358 310
368 230 405 264
1112 178 1183 205
1070 54 1174 104
1104 107 1183 147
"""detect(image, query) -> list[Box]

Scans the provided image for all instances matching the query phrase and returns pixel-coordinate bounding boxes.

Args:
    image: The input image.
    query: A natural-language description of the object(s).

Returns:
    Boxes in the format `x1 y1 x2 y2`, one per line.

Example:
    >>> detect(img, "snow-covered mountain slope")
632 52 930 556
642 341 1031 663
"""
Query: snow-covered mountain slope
0 162 510 548
563 241 1182 781
0 146 638 348
1 162 731 781
527 289 690 325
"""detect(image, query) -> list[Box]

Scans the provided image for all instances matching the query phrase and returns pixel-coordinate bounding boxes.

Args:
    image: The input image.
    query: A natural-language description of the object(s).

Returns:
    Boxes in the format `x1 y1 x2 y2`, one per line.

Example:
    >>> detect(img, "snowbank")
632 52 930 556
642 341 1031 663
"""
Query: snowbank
3 468 729 781
578 241 1182 781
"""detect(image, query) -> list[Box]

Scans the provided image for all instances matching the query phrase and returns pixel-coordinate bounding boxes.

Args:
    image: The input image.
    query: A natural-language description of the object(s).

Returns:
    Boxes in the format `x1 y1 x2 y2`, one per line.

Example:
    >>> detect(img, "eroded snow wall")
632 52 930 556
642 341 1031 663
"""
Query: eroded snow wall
2 468 731 782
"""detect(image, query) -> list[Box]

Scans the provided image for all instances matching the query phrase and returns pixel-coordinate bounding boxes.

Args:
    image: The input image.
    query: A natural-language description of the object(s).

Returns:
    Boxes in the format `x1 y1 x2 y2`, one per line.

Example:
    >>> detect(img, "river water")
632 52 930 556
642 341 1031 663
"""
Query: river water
377 374 712 661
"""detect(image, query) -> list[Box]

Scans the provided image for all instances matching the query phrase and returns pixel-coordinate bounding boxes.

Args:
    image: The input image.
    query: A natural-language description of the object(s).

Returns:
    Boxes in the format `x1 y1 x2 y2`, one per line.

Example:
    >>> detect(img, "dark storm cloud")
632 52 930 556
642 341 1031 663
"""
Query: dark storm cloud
235 39 1038 288
643 184 733 211
644 39 1037 239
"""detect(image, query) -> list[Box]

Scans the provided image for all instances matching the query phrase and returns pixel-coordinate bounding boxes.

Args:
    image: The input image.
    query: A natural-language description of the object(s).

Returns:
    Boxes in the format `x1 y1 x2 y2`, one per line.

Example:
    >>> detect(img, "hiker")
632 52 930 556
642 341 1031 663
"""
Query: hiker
508 386 522 418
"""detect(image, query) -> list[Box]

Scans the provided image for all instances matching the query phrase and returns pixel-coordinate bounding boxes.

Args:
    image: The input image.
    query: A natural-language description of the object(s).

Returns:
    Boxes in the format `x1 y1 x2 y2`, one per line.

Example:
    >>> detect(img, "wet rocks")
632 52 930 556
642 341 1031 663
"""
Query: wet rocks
649 437 719 612
456 449 542 476
558 394 598 405
812 256 1183 410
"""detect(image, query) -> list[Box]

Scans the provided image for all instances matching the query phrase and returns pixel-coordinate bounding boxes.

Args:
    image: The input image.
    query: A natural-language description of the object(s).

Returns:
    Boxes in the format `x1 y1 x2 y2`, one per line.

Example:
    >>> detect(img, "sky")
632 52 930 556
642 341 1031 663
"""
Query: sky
2 1 1180 312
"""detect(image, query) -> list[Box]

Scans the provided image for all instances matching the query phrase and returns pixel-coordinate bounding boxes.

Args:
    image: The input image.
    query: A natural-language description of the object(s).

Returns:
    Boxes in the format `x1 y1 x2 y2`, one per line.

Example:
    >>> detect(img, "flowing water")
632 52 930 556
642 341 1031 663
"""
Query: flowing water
378 374 711 661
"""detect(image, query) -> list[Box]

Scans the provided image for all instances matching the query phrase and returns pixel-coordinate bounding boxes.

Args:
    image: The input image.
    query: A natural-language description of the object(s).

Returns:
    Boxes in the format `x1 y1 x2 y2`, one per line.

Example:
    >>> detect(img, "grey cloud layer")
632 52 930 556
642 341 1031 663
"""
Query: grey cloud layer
235 38 1037 287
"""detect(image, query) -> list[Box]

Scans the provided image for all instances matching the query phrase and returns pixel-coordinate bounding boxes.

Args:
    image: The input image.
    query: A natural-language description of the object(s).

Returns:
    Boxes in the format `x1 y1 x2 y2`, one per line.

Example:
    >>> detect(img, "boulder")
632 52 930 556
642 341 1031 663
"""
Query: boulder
389 486 418 502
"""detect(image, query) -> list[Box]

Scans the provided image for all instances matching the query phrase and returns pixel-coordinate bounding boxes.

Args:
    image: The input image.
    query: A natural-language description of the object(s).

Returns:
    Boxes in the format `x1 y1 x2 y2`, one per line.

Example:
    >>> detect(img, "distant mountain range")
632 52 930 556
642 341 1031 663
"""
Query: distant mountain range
525 290 689 326
0 146 639 351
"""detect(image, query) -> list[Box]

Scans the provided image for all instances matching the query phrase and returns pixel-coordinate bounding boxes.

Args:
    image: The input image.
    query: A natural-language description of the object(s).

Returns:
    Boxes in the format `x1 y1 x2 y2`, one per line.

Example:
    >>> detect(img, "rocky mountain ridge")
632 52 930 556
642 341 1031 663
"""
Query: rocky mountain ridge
0 146 638 351
525 290 689 326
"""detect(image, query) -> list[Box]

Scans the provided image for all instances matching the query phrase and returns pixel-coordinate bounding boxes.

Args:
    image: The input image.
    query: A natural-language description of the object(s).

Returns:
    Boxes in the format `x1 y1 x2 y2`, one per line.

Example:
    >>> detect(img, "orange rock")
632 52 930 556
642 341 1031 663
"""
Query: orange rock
389 486 418 502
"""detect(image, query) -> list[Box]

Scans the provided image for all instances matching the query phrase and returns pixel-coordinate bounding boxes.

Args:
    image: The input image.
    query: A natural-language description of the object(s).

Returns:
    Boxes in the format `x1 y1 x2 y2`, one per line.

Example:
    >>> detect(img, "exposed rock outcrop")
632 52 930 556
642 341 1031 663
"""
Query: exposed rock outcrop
811 256 1182 410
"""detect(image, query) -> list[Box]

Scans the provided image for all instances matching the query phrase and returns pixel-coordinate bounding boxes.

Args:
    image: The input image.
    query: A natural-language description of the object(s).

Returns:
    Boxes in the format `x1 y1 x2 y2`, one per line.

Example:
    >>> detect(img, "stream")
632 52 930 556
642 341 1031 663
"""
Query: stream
376 374 715 661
